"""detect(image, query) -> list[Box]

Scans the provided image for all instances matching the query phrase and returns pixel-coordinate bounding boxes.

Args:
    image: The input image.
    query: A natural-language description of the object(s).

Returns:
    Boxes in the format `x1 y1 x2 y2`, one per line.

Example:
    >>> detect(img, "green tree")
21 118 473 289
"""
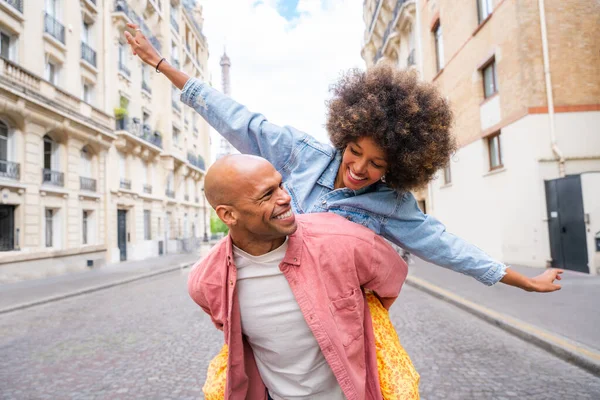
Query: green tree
210 209 229 235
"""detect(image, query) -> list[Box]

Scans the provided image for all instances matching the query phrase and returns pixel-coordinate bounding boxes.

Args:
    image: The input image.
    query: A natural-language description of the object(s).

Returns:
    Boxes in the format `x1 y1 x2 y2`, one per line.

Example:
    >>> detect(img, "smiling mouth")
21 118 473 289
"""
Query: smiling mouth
348 169 367 181
273 209 293 220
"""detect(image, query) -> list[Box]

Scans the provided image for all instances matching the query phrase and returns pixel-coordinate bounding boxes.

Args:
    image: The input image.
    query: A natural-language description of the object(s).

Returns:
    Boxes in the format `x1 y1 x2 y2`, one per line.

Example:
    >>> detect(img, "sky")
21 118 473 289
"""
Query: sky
198 0 366 147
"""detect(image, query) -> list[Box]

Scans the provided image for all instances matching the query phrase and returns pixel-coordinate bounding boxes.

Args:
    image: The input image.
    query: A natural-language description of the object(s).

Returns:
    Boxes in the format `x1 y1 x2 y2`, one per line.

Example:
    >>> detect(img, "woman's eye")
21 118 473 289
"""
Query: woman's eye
350 148 360 156
371 161 384 169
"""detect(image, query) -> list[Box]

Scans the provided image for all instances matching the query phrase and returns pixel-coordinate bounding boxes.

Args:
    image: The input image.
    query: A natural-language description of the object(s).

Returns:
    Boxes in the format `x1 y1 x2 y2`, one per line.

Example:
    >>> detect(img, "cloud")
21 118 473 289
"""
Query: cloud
199 0 365 150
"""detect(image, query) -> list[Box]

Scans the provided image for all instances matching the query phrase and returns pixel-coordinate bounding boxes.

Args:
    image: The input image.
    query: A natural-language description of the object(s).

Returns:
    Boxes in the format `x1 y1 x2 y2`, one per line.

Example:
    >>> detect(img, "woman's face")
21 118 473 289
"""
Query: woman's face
338 137 388 190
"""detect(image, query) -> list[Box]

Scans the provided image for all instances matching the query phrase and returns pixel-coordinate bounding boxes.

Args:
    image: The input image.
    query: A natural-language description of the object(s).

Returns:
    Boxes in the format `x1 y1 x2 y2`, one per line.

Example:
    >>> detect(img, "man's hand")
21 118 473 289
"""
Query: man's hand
528 268 563 292
123 23 162 67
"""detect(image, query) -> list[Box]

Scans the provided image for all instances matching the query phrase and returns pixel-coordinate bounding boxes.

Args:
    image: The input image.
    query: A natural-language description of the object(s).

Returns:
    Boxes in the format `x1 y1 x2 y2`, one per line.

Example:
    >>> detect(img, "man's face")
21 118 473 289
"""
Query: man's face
232 164 297 240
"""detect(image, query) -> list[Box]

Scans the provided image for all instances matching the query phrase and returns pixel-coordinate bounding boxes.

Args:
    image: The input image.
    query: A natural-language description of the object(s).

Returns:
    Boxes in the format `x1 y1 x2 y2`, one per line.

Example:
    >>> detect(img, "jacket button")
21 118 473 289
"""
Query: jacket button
321 200 326 205
229 280 233 286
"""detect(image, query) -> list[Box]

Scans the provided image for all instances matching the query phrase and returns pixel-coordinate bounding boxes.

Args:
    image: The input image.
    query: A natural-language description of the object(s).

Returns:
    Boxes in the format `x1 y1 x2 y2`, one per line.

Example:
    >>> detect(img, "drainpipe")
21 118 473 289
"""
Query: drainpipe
538 0 565 177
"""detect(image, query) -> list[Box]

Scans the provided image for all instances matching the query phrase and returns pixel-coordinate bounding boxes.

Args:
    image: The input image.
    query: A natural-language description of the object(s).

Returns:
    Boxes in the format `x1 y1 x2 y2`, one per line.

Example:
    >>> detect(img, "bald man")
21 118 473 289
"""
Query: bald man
188 155 408 400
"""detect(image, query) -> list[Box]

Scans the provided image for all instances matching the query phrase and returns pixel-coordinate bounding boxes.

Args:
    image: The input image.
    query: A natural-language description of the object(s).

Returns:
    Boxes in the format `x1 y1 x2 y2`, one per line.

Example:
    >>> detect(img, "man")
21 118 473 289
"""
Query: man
188 154 408 400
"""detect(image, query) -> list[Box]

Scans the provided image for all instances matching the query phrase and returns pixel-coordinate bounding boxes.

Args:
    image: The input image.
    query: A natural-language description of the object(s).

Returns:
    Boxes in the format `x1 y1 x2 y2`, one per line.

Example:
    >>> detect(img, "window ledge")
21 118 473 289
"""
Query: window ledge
0 1 24 22
473 13 493 37
43 33 67 52
80 59 99 75
480 92 499 106
40 185 69 197
483 167 506 177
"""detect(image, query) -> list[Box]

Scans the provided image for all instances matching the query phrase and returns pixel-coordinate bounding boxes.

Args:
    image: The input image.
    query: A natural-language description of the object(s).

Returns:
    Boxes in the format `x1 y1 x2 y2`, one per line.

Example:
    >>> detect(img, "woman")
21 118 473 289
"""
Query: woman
124 23 562 396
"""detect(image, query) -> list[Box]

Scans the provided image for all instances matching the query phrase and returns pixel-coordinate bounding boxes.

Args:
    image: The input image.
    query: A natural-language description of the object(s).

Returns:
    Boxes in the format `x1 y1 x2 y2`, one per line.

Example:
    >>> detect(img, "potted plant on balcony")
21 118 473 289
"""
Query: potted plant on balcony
114 97 129 130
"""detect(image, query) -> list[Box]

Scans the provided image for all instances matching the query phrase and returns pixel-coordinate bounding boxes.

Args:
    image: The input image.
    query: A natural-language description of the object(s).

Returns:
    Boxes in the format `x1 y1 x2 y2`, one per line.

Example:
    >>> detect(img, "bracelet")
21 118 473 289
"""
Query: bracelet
155 57 166 73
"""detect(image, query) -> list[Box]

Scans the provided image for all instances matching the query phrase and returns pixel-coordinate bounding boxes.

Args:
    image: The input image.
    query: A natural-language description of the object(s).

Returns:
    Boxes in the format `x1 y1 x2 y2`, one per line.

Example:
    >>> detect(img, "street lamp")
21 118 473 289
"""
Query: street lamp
201 187 209 242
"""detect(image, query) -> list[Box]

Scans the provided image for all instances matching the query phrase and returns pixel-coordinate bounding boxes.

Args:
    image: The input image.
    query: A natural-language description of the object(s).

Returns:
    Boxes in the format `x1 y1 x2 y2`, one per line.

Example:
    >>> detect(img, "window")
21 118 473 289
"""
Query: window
82 83 92 104
45 208 54 247
434 22 444 72
482 60 497 98
0 31 14 60
443 164 452 184
487 132 503 170
80 146 92 177
0 121 7 162
142 64 150 87
144 210 151 240
478 0 494 24
43 135 58 170
45 61 59 85
118 42 128 72
81 21 90 44
173 127 180 147
82 210 89 245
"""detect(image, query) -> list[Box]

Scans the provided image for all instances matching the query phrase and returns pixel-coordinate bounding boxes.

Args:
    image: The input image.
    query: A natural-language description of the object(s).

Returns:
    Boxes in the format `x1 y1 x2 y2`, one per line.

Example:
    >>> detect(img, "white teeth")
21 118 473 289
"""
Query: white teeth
275 210 292 220
349 169 367 181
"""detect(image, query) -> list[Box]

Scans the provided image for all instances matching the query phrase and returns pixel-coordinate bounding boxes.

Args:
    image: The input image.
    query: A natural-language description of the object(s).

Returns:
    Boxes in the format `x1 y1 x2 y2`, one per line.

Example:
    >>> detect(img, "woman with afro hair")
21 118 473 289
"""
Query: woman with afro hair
126 24 563 397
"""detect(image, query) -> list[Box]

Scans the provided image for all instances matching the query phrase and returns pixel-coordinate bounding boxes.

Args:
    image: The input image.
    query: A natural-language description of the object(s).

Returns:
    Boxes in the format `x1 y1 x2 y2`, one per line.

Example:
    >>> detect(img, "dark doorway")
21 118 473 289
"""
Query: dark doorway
545 175 589 273
117 209 127 261
0 205 15 251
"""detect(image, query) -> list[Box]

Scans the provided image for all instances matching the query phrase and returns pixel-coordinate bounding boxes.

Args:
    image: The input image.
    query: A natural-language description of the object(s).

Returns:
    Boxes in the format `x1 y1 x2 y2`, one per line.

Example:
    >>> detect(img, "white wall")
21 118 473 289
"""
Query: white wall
582 172 600 275
430 111 600 269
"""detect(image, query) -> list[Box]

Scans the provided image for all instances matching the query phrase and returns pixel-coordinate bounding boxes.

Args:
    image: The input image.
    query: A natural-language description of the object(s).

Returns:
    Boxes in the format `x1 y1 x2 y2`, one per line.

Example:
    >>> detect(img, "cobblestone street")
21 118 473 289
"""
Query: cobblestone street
1 270 599 400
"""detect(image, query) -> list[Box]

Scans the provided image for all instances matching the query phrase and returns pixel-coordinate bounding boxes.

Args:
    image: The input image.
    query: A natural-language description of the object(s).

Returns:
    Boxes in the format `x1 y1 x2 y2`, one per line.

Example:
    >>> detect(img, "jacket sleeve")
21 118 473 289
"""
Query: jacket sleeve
356 235 408 310
180 78 307 174
382 191 507 286
187 264 224 331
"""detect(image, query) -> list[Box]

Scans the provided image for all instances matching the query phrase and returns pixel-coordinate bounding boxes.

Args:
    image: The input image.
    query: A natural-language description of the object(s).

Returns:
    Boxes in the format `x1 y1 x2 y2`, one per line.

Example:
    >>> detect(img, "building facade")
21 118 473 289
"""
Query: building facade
0 0 212 281
362 0 600 274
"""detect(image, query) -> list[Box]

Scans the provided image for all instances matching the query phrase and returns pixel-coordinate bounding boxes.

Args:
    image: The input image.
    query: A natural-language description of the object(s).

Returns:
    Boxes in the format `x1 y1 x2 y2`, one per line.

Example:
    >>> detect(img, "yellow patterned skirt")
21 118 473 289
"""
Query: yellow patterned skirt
203 292 420 399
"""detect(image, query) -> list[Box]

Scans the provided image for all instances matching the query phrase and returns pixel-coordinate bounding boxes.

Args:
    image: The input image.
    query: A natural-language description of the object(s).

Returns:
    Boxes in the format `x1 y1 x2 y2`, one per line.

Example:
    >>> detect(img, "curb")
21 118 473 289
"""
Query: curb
406 275 600 377
0 262 194 315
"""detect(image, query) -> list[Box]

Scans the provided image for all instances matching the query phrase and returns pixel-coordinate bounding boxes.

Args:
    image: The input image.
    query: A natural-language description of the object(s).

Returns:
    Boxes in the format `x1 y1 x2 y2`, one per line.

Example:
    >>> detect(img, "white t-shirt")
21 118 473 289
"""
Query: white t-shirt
233 239 345 400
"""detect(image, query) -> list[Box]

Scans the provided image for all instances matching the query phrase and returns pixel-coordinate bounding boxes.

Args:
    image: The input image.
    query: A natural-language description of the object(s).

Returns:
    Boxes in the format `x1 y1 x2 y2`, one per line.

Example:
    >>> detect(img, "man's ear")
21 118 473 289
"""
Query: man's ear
215 205 237 227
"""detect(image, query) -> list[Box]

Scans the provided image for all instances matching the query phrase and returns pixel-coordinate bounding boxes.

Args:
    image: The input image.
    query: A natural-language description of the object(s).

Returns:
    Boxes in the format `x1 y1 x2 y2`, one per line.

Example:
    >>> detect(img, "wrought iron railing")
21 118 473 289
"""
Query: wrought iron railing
3 0 23 13
81 42 97 67
0 160 20 180
374 0 408 63
143 184 152 194
165 189 175 199
120 178 131 190
42 168 64 186
44 12 65 44
114 117 163 148
80 176 97 192
187 153 206 171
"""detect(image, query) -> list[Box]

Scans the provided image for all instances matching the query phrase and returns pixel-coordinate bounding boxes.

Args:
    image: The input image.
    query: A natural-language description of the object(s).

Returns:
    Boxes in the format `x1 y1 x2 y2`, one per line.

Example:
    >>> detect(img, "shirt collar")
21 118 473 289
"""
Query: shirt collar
224 228 302 267
316 150 342 190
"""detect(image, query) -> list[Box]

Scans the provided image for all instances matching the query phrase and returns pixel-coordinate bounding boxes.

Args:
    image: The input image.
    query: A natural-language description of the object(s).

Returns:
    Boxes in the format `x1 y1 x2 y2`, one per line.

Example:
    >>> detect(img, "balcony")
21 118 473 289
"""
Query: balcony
170 14 179 33
120 179 131 190
0 160 20 180
119 62 131 77
165 189 175 199
187 153 205 171
114 0 161 52
142 80 152 94
44 12 65 44
407 48 415 67
115 117 163 148
80 176 97 192
3 0 23 13
42 169 64 187
193 127 198 136
81 42 97 67
143 184 152 194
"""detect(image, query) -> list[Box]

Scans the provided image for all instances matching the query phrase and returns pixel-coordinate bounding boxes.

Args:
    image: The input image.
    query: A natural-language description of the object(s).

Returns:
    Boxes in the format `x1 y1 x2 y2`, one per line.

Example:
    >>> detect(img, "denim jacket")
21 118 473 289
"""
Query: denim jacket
181 78 507 286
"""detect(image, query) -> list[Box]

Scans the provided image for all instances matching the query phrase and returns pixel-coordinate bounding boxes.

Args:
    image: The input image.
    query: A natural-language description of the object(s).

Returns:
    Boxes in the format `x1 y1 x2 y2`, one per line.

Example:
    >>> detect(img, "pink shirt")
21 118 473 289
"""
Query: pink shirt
188 213 408 400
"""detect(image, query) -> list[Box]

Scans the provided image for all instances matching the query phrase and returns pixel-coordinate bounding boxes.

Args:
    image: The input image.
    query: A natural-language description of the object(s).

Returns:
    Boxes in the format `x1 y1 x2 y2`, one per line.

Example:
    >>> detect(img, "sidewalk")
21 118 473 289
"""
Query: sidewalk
407 258 600 375
0 246 211 314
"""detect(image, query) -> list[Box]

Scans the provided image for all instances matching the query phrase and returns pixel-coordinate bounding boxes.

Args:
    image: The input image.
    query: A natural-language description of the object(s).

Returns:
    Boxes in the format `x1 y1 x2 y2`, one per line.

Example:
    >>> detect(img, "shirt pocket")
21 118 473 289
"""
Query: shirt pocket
329 289 364 347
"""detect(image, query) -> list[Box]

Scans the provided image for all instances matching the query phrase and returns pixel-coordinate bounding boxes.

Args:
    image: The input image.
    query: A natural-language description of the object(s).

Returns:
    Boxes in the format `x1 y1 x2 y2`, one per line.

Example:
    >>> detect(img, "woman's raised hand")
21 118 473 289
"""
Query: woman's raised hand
123 23 162 68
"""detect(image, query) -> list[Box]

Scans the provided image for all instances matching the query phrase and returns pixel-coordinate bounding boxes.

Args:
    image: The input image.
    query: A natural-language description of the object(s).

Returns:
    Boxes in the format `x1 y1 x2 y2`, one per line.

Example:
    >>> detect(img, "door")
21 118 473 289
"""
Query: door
545 175 589 273
0 205 14 251
117 210 127 261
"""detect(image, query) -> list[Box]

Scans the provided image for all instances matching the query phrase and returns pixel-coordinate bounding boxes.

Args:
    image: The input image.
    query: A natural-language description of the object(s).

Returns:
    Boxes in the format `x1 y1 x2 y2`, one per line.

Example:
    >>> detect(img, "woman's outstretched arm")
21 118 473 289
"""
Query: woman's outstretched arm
123 23 308 174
